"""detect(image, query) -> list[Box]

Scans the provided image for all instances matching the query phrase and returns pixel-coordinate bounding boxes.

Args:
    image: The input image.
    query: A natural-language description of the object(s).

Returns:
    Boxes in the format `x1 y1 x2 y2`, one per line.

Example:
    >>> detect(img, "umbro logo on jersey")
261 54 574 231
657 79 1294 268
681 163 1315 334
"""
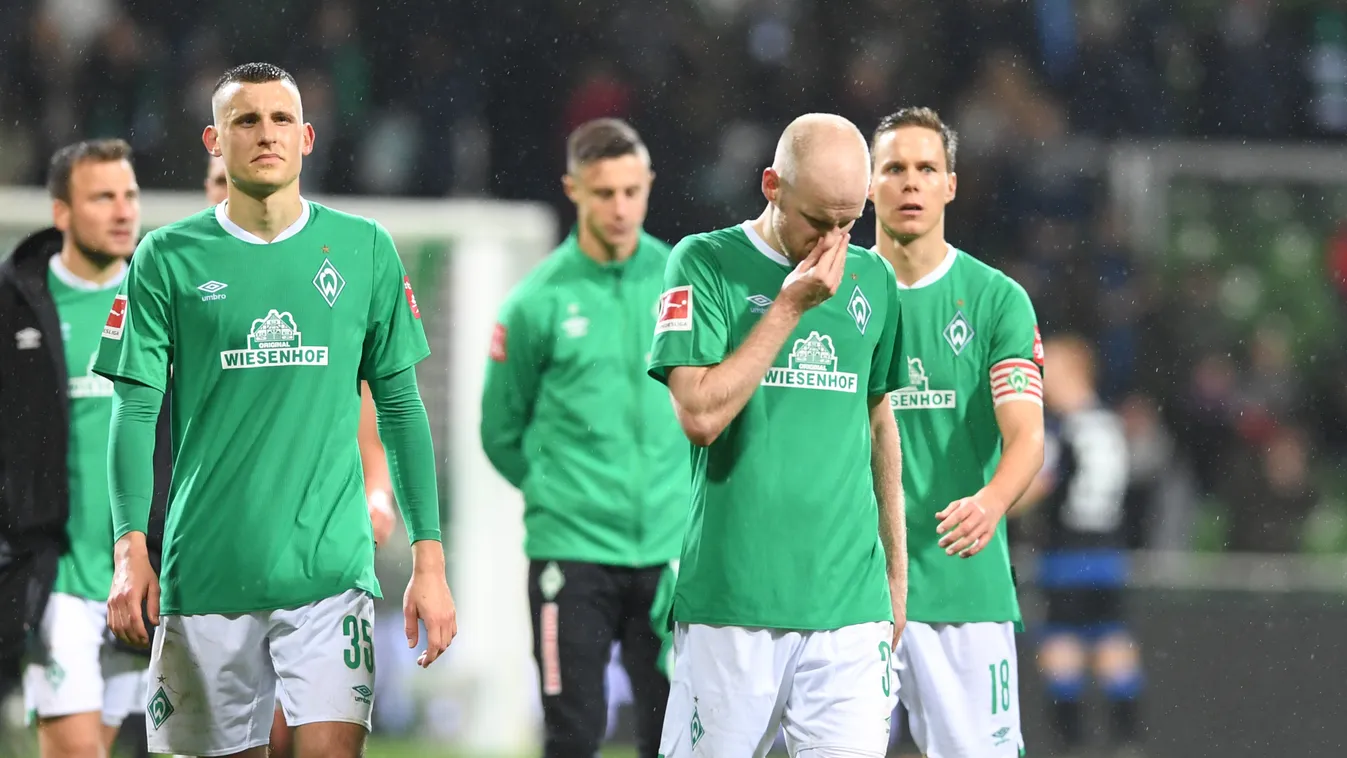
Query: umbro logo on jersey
313 258 346 307
197 281 228 301
944 310 975 355
746 294 773 313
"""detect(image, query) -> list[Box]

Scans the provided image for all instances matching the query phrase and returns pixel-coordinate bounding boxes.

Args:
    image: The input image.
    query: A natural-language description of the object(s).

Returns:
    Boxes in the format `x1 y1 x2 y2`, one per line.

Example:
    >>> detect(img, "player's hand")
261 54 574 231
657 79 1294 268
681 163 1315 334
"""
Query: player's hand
403 541 458 668
367 491 395 547
936 489 1007 558
779 232 850 314
107 533 160 648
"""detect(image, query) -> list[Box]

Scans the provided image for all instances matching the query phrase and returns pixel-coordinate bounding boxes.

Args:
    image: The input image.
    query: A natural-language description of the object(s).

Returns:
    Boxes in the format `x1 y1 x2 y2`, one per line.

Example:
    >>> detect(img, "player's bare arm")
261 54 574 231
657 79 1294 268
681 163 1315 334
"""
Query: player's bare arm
1008 436 1058 517
869 393 907 647
938 400 1045 557
667 233 849 446
357 381 395 545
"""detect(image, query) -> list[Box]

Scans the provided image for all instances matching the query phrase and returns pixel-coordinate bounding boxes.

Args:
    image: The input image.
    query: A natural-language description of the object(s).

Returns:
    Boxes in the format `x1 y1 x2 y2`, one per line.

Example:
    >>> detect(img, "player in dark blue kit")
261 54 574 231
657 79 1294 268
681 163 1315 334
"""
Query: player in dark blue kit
1017 334 1144 758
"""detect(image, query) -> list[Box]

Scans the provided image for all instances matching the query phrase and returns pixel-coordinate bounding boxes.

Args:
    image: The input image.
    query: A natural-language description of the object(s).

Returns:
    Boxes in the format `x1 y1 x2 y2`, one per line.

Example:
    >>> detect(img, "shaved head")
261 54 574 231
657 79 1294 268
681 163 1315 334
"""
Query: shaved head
772 113 871 193
756 113 871 262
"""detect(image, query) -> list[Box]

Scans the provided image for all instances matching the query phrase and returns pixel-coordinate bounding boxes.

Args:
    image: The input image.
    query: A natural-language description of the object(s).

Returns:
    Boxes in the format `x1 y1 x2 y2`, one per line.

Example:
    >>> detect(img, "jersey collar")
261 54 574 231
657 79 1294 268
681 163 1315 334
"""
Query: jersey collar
563 226 655 273
739 221 791 268
874 242 958 290
48 253 126 291
215 198 312 245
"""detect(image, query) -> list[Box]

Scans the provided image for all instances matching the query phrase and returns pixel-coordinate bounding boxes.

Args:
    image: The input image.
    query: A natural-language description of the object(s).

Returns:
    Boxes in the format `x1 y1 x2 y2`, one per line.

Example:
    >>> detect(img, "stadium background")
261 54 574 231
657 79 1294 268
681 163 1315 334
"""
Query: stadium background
2 0 1347 755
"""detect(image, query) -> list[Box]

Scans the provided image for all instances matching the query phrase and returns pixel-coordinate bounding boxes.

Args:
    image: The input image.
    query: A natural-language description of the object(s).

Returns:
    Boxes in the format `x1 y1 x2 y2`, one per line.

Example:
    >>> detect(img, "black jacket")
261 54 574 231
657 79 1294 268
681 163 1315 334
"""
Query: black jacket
0 228 171 668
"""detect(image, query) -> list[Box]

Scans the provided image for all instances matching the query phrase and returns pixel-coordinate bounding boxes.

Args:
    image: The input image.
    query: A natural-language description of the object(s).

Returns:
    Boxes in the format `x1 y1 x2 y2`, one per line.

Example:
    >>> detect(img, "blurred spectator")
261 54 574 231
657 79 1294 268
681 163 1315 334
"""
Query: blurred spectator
1120 393 1200 551
1222 425 1317 552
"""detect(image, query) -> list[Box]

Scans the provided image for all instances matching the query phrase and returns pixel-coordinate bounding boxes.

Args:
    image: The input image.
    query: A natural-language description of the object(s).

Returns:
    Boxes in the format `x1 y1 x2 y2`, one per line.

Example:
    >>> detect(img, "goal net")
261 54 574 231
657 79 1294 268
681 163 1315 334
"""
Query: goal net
0 187 558 754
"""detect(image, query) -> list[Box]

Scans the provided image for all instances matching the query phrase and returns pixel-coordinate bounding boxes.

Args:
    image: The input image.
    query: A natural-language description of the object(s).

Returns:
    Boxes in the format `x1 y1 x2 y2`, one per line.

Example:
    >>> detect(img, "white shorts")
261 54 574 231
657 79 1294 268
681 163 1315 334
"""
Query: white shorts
894 621 1023 758
22 592 149 727
658 621 899 758
145 589 376 757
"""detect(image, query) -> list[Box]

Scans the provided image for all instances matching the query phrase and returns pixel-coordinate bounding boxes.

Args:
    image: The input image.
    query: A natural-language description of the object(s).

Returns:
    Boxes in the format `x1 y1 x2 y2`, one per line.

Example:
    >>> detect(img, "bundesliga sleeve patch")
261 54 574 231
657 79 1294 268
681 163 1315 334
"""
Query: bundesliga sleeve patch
990 359 1043 407
489 322 508 362
1033 325 1045 367
655 285 692 334
102 294 128 340
403 276 421 319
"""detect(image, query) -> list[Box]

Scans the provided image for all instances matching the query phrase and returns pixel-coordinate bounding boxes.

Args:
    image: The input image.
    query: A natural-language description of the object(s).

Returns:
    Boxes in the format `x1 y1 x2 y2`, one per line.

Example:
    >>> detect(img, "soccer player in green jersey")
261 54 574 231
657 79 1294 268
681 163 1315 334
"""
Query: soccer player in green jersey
869 107 1045 757
1 139 153 758
93 62 457 758
480 118 687 758
198 153 400 758
650 113 908 757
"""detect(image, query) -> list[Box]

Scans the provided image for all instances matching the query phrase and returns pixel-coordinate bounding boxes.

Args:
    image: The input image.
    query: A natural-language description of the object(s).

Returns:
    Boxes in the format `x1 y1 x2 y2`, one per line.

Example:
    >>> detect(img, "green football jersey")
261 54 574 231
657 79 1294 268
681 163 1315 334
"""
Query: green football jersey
886 245 1043 626
648 223 906 631
94 200 430 616
50 258 123 602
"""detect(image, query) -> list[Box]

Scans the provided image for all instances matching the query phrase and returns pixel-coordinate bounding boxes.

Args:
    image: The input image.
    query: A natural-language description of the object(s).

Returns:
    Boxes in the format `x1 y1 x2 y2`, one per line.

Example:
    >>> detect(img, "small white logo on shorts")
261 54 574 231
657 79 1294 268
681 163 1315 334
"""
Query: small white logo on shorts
15 327 41 350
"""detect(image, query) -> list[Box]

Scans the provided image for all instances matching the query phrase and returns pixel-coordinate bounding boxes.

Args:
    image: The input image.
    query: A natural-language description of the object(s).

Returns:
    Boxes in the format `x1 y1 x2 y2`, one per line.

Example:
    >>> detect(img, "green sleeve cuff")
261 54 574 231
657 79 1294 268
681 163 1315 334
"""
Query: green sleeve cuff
109 381 164 541
369 367 443 543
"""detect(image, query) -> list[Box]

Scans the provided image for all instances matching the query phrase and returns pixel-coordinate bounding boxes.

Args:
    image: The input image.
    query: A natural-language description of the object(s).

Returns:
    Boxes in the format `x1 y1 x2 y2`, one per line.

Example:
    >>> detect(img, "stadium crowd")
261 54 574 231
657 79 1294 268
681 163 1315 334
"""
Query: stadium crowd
1 0 1343 554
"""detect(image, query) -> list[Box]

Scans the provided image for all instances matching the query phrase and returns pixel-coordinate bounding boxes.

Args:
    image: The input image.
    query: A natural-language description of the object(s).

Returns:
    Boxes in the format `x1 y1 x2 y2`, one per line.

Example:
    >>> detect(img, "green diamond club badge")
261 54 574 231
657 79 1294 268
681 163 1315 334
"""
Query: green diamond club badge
943 310 975 355
847 285 872 334
539 561 566 602
313 257 346 307
147 686 175 729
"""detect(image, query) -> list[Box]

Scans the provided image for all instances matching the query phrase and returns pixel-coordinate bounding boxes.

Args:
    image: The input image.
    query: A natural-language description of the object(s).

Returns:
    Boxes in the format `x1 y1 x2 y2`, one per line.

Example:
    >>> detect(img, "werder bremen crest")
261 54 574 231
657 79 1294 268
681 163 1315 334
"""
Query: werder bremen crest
220 310 329 369
847 285 872 334
761 331 858 393
146 686 175 729
943 310 975 355
313 257 346 307
539 561 566 601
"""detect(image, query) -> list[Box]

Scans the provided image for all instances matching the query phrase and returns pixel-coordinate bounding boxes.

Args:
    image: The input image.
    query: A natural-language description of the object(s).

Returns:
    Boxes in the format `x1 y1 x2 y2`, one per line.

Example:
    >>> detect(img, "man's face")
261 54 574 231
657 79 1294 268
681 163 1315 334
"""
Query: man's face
564 154 652 254
204 80 313 198
53 159 141 259
870 126 957 244
769 172 867 262
205 155 228 204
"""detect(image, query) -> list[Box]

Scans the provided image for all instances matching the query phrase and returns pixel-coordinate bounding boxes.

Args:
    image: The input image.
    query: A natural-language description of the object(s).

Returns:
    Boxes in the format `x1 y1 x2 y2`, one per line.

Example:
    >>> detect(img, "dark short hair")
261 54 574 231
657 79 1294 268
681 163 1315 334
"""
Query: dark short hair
47 138 134 202
213 62 298 97
872 107 959 172
566 118 648 174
